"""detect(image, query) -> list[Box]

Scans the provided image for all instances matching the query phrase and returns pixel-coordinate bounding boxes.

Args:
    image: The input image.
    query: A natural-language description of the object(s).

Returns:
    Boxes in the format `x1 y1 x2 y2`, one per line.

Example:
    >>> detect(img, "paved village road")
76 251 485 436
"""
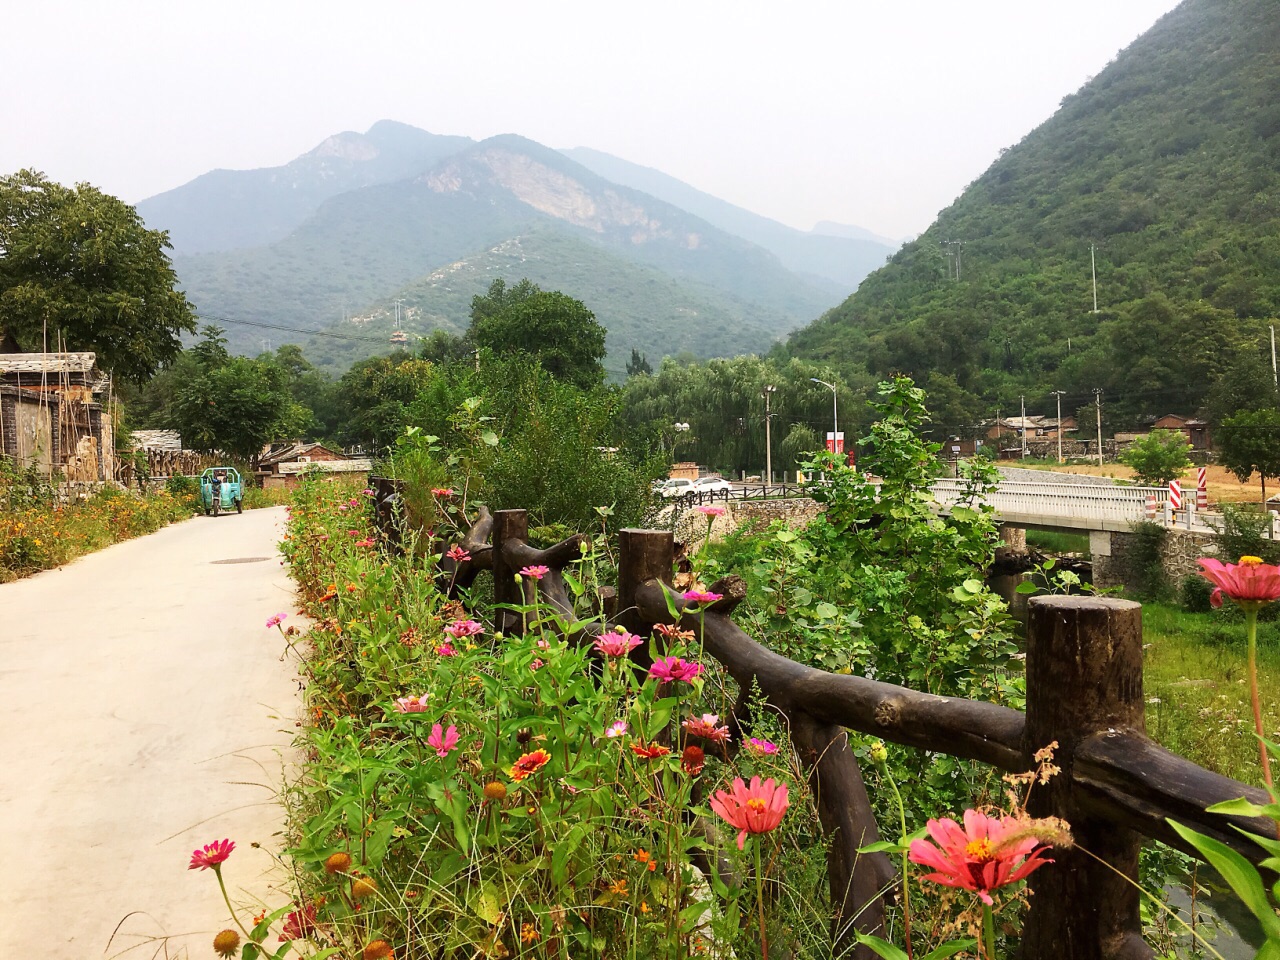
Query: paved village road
0 507 300 959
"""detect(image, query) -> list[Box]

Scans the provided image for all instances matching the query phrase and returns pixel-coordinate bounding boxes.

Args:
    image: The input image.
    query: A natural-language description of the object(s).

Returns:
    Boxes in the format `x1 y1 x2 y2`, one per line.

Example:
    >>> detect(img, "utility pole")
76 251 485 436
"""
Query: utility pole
763 385 777 489
393 298 405 326
1052 390 1066 464
941 240 966 281
1091 244 1099 313
1020 394 1028 458
1094 389 1104 467
1271 325 1277 391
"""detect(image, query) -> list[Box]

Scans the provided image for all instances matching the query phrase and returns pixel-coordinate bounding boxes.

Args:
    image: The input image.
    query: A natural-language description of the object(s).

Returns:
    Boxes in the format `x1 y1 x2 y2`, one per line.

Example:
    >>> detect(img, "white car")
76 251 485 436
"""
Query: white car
659 478 697 499
692 476 733 496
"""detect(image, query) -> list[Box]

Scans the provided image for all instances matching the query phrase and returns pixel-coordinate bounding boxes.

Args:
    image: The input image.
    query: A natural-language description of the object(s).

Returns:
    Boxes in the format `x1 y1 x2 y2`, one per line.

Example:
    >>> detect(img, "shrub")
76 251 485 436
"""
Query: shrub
1178 574 1214 613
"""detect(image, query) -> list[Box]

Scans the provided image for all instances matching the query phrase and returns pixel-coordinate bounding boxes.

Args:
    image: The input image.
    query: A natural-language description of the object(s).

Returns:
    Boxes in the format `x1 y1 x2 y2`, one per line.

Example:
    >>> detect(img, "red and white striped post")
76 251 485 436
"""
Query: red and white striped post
1145 493 1157 520
1168 480 1182 525
1197 467 1208 510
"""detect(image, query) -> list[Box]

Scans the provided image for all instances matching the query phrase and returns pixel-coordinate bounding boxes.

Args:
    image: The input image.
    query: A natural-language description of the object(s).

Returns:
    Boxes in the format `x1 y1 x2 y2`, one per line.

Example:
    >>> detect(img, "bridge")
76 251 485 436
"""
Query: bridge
687 477 1273 538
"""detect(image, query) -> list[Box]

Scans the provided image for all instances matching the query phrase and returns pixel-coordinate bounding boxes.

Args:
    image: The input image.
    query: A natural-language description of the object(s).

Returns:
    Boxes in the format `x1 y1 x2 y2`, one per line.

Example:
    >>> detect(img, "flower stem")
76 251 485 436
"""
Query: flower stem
982 902 995 960
883 773 914 959
1244 609 1276 800
214 866 253 939
754 838 769 960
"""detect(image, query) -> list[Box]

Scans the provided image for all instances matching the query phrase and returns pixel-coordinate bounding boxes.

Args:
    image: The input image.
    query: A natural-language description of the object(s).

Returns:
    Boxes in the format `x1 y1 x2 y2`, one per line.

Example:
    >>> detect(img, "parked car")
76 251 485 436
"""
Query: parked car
692 476 733 495
659 478 697 499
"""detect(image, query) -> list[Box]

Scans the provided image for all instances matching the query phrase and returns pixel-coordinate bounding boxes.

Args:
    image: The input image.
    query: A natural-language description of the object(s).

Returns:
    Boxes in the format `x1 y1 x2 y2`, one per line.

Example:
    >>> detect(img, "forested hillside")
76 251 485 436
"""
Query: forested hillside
170 135 844 368
784 0 1280 432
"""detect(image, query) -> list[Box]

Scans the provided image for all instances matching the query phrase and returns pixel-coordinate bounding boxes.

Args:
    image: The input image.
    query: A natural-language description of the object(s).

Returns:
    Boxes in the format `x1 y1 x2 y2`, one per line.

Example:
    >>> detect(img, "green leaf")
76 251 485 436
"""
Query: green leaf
1015 581 1041 594
1167 820 1280 939
1210 796 1280 820
814 601 839 619
854 933 909 960
480 430 499 447
922 941 979 960
962 578 983 594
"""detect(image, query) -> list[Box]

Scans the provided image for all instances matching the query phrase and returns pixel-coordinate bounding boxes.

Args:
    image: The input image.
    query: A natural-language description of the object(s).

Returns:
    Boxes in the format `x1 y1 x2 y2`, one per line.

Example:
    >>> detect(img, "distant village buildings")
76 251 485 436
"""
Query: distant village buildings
0 352 114 481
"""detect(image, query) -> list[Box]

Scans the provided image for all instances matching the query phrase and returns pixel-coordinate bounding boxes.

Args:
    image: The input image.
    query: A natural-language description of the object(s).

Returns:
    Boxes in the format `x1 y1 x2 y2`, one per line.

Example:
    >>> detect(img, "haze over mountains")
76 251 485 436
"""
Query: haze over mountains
783 0 1280 429
136 124 896 374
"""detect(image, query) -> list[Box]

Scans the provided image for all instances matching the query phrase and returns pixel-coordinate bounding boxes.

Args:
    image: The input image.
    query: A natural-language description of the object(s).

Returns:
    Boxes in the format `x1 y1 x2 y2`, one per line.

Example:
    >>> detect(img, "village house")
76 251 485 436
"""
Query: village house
256 440 372 489
0 352 114 481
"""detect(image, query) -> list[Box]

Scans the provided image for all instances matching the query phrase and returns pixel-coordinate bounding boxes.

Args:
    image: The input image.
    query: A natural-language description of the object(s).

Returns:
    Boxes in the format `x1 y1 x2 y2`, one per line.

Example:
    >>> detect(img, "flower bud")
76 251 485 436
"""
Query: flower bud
868 741 889 766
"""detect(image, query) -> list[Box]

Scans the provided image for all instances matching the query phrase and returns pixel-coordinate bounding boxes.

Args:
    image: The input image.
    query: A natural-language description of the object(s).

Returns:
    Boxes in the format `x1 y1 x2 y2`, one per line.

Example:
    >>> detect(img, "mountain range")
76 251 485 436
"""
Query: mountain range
782 0 1280 430
136 123 896 375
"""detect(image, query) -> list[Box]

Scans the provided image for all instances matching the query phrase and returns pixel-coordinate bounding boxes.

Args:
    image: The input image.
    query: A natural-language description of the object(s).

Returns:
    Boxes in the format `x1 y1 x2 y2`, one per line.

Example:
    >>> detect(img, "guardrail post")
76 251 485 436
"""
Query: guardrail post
617 529 673 639
1020 596 1151 960
491 509 528 636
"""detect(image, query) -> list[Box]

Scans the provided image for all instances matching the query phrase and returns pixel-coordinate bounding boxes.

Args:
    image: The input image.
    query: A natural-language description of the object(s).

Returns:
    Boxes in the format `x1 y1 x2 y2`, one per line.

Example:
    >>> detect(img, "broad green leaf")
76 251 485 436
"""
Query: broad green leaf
1210 796 1280 820
1168 820 1280 939
961 578 983 594
1015 581 1040 594
922 941 979 960
854 932 909 960
480 430 499 447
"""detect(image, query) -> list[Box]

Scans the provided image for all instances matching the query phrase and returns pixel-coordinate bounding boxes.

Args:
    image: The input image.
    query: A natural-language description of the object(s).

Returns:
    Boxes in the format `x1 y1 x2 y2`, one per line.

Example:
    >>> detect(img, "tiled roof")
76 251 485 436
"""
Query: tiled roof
0 352 98 375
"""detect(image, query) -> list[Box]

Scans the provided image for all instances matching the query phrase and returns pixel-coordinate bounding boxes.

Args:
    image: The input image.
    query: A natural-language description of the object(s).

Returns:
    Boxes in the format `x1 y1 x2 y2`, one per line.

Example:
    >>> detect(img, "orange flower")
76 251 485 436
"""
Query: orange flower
363 940 394 960
630 741 671 761
324 851 352 874
520 922 540 944
511 749 551 781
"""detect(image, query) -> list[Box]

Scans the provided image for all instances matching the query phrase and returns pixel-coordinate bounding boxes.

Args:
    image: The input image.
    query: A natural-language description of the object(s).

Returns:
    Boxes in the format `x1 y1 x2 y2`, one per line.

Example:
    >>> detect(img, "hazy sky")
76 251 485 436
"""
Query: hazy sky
5 0 1181 239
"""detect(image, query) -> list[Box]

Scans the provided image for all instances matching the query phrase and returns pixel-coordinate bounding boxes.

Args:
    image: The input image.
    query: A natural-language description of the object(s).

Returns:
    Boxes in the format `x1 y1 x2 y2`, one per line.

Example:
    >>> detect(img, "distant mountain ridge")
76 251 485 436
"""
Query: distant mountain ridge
560 146 897 288
138 124 883 372
137 120 474 255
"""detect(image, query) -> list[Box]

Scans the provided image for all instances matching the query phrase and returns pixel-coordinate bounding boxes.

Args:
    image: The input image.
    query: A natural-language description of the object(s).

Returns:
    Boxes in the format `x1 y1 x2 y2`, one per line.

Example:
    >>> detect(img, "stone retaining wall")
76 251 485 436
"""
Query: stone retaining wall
1090 526 1221 590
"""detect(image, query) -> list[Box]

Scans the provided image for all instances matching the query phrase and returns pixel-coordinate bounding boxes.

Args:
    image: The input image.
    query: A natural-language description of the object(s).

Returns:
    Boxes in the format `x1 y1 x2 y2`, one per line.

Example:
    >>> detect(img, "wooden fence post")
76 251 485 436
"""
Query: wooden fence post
491 509 528 636
617 529 673 638
1020 596 1152 960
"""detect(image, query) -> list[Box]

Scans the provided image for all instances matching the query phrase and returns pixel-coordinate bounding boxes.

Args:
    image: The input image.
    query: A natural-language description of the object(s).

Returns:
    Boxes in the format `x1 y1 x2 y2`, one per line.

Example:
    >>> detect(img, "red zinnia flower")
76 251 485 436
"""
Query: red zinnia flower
710 776 789 849
279 902 318 941
446 544 471 563
648 656 703 684
907 809 1054 905
188 838 235 870
681 745 706 775
630 741 671 760
682 713 730 743
511 748 552 781
1197 556 1280 610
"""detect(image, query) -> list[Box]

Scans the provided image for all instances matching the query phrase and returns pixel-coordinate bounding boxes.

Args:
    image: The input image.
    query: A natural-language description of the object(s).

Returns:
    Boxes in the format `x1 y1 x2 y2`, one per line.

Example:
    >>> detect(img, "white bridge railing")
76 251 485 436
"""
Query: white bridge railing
929 479 1278 536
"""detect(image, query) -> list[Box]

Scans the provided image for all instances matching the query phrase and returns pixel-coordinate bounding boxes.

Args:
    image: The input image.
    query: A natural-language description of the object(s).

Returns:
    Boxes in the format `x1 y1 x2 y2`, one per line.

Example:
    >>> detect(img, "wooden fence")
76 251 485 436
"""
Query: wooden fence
367 478 1274 960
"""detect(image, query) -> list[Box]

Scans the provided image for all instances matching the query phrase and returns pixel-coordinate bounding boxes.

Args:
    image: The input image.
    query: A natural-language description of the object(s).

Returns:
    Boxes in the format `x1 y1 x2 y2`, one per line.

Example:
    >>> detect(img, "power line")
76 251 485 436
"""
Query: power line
196 313 394 345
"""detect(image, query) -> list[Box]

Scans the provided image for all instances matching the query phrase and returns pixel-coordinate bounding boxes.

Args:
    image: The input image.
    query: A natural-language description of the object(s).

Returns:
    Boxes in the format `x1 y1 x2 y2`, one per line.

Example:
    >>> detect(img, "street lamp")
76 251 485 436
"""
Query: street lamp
762 387 776 488
671 421 690 460
810 378 839 457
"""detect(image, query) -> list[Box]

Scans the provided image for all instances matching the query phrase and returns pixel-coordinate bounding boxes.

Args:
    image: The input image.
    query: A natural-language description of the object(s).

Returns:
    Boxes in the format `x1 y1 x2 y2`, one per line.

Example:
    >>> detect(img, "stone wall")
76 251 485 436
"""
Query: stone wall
1090 527 1221 590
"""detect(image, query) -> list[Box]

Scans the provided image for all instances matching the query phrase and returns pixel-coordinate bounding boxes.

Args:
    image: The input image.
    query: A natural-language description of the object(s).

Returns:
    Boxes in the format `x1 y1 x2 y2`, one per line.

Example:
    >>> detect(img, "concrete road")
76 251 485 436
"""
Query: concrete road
0 507 300 958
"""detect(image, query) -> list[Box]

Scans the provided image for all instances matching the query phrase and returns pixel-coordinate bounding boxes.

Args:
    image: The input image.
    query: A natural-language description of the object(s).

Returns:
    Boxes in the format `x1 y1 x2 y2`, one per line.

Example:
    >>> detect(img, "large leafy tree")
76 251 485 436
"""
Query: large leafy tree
1218 408 1280 505
171 327 309 462
469 279 607 390
0 169 195 381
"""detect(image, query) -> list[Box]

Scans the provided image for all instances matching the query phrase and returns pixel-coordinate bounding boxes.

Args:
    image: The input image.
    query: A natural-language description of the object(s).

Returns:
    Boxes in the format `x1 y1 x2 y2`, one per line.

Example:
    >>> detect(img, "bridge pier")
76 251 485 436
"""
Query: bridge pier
995 525 1028 565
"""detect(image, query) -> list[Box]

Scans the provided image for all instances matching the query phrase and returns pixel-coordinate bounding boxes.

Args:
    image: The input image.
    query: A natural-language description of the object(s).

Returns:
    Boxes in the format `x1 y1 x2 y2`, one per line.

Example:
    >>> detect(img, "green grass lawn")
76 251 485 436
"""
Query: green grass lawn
1141 601 1280 785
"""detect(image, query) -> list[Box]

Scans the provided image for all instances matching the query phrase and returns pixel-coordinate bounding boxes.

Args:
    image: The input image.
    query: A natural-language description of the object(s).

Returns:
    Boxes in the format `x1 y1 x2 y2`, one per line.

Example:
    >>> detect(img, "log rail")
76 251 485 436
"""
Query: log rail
366 483 1274 960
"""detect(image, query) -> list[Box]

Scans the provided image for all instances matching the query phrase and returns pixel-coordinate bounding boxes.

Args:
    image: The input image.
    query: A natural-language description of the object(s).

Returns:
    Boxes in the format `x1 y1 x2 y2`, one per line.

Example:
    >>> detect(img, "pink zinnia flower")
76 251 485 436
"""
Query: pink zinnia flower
710 776 789 849
605 720 628 738
435 643 456 657
266 613 287 629
1197 556 1280 610
530 658 545 671
593 628 643 658
427 723 459 757
279 902 317 941
446 544 471 563
746 738 779 756
696 505 727 518
354 538 375 547
431 487 455 497
681 589 723 605
394 695 429 713
362 488 375 497
188 838 235 871
348 529 361 536
649 656 703 684
520 565 550 580
337 505 348 512
682 713 731 743
908 809 1054 905
444 619 483 639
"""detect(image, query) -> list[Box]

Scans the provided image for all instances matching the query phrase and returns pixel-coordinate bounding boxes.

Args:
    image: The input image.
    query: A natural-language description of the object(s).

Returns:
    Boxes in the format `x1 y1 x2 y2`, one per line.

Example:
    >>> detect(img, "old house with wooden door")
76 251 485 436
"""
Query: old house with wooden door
0 352 114 481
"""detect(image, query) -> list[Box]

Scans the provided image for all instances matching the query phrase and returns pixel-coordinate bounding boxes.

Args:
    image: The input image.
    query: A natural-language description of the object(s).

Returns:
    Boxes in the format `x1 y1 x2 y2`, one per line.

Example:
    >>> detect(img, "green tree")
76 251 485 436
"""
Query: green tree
335 354 437 452
0 169 196 381
470 283 607 390
626 348 652 377
1218 408 1280 505
1119 429 1191 486
171 328 307 461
